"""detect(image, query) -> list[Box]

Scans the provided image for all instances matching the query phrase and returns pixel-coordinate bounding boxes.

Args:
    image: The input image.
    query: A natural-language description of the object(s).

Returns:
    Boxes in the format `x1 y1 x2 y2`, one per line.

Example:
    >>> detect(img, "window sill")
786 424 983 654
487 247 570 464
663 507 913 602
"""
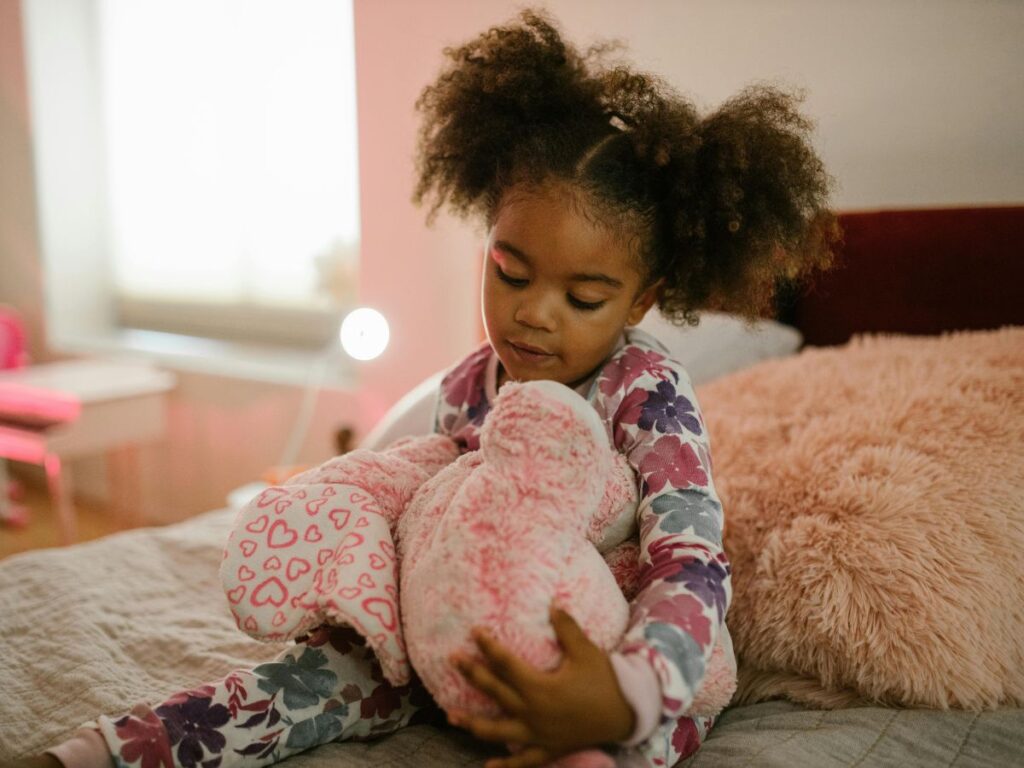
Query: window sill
52 329 357 390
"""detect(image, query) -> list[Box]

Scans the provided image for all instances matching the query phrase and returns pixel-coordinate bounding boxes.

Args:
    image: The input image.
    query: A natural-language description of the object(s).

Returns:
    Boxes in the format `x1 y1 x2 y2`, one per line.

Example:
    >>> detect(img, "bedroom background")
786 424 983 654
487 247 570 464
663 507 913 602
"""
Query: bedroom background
0 0 1021 543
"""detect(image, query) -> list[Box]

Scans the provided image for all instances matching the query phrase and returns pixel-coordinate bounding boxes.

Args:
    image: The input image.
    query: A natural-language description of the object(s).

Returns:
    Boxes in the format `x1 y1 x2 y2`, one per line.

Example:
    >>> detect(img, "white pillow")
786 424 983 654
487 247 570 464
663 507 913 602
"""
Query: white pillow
358 370 444 451
359 313 802 450
637 310 802 385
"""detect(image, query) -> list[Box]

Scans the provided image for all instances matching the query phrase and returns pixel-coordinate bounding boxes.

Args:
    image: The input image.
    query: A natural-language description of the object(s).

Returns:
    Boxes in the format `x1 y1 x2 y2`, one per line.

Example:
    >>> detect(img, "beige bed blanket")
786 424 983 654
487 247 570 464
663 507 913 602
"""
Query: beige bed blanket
0 508 489 765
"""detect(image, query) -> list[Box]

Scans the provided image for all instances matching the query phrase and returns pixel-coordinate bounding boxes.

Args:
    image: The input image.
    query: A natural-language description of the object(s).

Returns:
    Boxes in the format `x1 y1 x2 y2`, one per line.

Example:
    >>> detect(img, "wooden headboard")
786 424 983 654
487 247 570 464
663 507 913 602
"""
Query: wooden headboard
778 207 1024 346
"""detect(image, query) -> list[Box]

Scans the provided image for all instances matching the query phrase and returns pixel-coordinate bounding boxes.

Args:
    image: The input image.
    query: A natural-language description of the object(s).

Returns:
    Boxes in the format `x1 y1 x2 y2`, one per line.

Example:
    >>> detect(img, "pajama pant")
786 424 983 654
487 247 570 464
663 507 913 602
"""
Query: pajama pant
95 625 715 768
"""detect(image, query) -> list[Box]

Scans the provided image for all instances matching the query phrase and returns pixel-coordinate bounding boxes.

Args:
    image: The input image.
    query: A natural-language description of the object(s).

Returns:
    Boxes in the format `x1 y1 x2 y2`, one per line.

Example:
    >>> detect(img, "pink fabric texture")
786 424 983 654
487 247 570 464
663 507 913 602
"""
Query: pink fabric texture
609 652 662 747
223 382 643 713
698 327 1024 710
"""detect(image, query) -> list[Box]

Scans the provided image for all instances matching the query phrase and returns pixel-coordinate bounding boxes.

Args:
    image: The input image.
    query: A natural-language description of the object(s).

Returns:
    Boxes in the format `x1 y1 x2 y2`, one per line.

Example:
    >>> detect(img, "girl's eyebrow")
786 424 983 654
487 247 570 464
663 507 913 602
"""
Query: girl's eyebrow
493 239 624 288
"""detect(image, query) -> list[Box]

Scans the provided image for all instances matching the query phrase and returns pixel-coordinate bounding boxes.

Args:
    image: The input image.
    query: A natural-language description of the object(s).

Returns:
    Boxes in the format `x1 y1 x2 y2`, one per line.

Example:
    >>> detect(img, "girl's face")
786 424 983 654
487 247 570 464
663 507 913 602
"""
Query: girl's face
482 181 661 389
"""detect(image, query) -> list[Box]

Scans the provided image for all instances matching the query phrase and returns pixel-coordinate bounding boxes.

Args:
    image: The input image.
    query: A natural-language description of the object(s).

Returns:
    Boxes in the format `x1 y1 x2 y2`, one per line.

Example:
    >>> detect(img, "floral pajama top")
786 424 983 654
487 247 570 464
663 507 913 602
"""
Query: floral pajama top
433 327 733 730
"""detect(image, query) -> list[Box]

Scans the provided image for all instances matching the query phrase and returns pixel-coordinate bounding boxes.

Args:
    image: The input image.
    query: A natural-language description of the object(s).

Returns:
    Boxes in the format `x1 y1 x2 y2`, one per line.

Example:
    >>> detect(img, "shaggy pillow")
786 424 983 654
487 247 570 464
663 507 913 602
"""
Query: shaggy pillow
696 327 1024 710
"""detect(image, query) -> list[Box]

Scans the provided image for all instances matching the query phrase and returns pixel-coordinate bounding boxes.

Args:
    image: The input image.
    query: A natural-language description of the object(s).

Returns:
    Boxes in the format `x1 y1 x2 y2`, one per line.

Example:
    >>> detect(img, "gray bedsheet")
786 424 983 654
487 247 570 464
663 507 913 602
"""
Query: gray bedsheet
1 509 1020 767
681 700 1022 768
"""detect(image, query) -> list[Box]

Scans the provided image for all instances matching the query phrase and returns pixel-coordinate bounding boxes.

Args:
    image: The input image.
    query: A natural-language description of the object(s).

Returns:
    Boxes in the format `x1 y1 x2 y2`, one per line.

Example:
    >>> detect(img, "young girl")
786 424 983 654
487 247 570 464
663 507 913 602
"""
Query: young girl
30 8 834 768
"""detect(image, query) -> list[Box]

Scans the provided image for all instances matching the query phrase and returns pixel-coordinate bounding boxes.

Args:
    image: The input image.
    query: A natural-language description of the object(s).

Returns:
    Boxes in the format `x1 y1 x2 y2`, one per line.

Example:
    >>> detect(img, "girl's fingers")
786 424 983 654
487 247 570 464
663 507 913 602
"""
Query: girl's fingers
450 712 532 744
485 746 553 768
550 606 590 656
453 655 526 714
473 628 540 688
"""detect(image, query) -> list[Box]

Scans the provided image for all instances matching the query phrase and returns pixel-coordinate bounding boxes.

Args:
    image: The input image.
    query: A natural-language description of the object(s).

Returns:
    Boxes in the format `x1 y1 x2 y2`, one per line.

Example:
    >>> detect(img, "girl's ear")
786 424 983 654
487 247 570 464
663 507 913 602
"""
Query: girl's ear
626 279 664 326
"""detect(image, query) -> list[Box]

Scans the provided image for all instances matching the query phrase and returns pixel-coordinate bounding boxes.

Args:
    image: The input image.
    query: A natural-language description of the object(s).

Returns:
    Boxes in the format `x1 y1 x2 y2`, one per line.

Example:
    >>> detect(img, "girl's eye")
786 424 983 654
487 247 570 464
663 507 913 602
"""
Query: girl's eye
495 265 528 287
568 295 606 312
496 264 605 311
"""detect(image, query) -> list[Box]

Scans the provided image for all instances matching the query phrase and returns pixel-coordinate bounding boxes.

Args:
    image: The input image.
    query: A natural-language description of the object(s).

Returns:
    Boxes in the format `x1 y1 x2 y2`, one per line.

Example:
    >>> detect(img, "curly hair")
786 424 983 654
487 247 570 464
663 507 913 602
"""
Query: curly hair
413 8 839 323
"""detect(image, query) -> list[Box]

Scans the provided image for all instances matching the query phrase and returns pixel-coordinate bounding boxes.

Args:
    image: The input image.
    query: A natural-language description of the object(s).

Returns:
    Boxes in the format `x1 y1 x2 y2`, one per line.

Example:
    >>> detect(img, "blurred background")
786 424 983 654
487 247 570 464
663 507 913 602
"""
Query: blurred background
0 0 1021 549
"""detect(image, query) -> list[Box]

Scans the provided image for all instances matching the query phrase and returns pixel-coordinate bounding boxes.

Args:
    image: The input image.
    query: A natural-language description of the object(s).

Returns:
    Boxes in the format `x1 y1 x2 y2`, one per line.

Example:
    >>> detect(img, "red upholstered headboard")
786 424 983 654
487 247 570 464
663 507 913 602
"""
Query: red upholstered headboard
780 207 1024 346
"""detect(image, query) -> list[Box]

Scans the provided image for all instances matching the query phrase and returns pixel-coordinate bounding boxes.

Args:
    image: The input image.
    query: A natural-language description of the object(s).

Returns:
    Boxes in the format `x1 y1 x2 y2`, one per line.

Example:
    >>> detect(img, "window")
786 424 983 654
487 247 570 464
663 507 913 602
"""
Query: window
24 0 359 353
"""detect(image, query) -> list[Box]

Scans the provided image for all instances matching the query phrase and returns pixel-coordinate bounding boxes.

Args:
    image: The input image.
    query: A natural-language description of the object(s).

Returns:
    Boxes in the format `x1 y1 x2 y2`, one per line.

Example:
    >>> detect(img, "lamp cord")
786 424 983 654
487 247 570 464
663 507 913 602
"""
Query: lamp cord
277 344 334 469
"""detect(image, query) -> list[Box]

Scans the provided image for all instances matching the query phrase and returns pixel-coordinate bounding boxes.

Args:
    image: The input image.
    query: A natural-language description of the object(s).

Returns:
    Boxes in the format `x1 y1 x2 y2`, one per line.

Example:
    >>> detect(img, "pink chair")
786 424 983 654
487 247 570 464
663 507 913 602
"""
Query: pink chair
0 306 30 527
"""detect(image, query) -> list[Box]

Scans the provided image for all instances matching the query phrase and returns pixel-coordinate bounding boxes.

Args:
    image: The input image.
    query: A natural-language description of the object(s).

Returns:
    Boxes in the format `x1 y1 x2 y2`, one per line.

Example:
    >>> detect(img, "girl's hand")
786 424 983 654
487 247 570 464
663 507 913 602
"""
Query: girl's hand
448 604 635 768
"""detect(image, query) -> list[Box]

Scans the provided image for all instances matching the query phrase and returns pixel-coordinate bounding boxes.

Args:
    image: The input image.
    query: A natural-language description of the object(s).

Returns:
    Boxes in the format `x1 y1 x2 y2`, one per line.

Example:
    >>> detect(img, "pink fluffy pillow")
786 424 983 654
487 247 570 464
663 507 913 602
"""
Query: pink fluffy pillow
697 327 1024 710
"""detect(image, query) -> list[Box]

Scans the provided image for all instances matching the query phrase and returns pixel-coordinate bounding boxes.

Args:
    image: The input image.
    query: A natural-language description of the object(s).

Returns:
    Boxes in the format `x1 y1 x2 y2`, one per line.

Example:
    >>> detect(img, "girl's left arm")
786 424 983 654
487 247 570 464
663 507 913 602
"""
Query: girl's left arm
609 357 733 726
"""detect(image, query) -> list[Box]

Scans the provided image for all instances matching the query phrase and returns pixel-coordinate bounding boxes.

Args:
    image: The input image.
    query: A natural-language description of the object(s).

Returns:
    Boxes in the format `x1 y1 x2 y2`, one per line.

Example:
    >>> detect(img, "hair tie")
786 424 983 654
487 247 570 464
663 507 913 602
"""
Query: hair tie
607 112 630 131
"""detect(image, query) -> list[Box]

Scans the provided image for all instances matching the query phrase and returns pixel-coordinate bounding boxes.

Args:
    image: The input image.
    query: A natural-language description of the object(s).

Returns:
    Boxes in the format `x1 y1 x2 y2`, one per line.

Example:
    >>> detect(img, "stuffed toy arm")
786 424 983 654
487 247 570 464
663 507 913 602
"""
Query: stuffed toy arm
220 434 458 685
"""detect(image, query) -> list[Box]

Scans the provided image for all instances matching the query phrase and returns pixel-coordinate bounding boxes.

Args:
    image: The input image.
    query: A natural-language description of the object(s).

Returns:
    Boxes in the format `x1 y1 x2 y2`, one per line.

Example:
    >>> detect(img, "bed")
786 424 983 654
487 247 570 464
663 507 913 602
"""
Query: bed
2 207 1022 767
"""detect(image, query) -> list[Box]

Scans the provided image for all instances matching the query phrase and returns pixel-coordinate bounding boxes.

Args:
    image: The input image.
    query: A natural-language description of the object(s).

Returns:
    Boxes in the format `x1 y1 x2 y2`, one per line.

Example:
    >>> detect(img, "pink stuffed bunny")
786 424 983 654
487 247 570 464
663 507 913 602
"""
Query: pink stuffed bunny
222 380 736 765
396 380 640 718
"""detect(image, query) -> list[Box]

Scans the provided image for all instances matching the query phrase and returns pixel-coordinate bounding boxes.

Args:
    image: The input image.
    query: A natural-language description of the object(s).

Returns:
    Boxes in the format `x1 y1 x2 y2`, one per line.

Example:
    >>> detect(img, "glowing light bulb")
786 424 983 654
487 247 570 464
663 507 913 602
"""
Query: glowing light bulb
340 307 389 361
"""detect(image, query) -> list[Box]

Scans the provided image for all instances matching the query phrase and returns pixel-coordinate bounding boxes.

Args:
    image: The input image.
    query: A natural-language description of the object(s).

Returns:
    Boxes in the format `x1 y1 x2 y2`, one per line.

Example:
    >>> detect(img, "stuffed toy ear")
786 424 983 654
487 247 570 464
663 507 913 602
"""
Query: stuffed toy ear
481 380 608 456
221 434 459 686
221 482 411 686
483 381 639 547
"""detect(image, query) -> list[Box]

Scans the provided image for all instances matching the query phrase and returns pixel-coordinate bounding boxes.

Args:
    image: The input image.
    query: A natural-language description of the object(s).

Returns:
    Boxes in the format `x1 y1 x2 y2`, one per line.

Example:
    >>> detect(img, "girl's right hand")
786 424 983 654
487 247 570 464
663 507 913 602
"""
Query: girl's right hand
449 607 635 767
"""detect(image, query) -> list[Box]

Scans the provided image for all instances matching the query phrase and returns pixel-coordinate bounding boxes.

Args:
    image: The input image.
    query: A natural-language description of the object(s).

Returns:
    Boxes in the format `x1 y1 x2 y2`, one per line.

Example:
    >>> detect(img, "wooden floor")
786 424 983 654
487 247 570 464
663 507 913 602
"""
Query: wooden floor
0 475 129 561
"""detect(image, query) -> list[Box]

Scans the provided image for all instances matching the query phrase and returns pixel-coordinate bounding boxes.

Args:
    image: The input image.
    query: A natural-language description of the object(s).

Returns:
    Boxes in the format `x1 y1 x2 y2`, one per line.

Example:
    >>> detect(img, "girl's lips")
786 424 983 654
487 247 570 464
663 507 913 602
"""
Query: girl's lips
507 340 555 364
510 340 550 355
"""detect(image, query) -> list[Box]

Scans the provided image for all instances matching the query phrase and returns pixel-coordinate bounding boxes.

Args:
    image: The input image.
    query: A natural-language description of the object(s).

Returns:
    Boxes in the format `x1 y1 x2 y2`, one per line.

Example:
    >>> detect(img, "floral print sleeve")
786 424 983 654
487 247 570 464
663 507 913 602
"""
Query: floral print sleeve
592 331 732 725
432 342 495 452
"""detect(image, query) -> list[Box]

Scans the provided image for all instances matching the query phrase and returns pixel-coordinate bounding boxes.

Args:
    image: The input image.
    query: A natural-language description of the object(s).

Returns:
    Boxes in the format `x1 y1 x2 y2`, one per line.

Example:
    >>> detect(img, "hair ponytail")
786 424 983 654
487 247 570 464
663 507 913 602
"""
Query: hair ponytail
413 9 607 223
649 84 838 323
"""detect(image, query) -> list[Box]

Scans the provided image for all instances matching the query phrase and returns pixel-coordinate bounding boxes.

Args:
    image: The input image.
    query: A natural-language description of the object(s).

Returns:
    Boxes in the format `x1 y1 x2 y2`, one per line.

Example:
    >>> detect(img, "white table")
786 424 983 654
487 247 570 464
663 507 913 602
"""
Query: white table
0 359 176 543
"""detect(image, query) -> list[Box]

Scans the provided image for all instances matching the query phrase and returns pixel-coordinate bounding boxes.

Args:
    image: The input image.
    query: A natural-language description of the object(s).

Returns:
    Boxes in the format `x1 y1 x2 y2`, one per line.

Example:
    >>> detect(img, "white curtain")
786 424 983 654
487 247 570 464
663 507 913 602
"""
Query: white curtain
98 0 359 308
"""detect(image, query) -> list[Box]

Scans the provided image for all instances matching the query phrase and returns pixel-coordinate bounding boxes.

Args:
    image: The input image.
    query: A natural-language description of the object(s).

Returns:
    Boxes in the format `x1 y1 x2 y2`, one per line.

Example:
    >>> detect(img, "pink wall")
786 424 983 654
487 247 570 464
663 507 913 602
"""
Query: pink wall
350 1 494 423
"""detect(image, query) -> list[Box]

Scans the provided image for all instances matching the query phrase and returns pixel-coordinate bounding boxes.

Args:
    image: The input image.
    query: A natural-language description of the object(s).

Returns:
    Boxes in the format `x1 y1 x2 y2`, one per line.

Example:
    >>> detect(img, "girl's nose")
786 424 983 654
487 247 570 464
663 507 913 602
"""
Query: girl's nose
514 294 556 332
